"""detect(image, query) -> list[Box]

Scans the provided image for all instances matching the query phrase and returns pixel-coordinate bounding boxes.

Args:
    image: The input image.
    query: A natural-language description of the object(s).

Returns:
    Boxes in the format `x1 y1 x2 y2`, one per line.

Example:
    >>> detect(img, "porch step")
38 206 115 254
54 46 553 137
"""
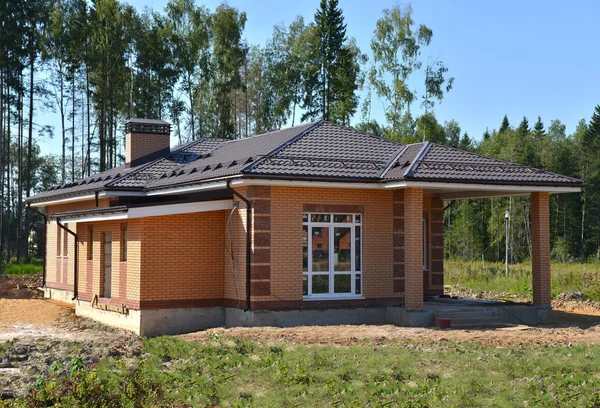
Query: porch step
434 308 506 329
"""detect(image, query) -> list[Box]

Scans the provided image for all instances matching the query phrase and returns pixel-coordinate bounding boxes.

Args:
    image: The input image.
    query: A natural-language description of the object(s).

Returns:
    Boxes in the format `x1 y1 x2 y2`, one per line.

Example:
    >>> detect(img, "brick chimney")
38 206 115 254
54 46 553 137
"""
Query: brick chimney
124 118 172 168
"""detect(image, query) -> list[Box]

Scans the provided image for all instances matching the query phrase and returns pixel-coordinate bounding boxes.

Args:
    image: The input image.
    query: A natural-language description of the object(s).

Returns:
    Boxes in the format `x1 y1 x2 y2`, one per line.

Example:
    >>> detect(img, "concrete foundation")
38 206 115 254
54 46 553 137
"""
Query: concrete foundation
43 287 75 304
43 289 553 336
139 307 225 337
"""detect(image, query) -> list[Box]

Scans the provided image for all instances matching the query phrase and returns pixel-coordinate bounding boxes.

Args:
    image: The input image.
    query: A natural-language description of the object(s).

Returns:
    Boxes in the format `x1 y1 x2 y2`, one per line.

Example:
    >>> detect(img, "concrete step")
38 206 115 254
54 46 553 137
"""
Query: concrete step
449 322 514 329
441 316 503 326
435 312 501 320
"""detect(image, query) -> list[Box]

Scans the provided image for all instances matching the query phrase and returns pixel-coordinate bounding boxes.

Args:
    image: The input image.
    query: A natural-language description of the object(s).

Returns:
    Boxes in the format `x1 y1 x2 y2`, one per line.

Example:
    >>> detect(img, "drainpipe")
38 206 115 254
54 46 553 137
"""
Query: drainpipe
56 218 79 301
26 204 47 288
226 180 252 311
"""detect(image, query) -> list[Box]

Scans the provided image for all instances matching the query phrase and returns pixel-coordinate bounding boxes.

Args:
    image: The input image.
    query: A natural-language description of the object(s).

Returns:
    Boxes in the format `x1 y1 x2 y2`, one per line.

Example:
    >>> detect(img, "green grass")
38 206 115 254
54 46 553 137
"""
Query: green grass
6 336 600 407
445 260 600 302
1 263 42 276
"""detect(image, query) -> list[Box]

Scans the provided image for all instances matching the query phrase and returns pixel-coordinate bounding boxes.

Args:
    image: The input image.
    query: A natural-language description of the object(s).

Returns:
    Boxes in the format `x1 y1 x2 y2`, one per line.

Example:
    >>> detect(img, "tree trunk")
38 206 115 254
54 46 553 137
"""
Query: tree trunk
60 63 66 185
25 47 35 259
71 75 75 181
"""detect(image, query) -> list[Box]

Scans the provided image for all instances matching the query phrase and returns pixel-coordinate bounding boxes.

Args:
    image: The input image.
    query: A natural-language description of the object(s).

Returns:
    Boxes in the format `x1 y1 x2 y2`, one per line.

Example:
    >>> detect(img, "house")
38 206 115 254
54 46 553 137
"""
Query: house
26 119 583 336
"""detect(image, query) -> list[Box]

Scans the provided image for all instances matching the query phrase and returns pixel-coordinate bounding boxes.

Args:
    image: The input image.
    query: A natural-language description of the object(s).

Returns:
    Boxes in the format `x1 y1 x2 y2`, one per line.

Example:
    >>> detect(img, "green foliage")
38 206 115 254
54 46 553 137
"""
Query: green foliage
446 260 600 302
302 0 362 124
2 263 42 276
370 4 452 139
6 336 600 407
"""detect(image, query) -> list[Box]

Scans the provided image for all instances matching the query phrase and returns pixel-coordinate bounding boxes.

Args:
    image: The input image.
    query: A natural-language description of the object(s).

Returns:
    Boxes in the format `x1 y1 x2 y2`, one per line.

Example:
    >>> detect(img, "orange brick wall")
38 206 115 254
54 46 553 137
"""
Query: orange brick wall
140 210 228 305
266 186 396 303
531 192 551 306
45 198 111 291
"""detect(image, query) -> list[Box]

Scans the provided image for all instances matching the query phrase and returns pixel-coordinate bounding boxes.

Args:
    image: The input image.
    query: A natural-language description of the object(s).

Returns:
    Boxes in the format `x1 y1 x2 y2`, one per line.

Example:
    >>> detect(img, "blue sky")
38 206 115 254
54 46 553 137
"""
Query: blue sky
39 0 600 153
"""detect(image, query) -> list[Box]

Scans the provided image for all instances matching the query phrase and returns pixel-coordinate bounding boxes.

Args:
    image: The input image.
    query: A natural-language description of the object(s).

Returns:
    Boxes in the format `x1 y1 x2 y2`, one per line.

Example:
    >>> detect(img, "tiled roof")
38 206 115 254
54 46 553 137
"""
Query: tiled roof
27 121 583 203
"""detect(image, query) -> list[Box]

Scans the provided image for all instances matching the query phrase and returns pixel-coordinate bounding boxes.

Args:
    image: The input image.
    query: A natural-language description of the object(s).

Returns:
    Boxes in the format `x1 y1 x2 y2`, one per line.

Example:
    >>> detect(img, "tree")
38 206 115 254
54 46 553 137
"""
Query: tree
459 132 472 151
370 4 452 138
211 3 246 139
532 116 545 141
166 0 211 139
517 116 530 136
499 114 510 133
444 119 461 148
302 0 361 123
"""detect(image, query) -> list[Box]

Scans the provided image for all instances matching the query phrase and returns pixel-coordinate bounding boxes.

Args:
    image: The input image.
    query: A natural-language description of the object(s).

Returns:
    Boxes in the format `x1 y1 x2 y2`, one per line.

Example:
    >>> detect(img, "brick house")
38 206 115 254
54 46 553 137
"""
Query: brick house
27 119 583 335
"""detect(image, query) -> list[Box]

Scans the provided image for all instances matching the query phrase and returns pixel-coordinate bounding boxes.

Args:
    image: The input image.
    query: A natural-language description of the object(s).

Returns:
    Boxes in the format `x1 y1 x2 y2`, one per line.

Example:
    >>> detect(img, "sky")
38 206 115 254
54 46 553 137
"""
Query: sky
38 0 600 154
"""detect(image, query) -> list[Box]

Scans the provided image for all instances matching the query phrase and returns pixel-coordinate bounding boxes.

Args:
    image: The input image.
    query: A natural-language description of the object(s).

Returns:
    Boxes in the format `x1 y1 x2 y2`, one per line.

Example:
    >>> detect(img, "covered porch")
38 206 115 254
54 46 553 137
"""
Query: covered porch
392 182 565 312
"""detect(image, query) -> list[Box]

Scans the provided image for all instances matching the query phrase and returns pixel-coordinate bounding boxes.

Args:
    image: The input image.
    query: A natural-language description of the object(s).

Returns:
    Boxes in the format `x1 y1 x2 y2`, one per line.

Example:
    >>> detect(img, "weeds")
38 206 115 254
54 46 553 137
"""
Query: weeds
1 263 42 276
445 260 600 302
3 337 600 407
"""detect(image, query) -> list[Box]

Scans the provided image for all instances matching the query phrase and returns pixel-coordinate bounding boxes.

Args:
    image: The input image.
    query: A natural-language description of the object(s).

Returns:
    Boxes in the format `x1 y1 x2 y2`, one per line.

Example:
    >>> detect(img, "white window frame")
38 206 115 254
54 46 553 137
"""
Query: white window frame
303 213 363 300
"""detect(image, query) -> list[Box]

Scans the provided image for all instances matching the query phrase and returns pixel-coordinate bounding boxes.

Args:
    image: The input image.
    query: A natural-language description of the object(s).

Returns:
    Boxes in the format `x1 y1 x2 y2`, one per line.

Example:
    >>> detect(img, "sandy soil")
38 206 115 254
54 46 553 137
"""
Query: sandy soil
0 274 43 299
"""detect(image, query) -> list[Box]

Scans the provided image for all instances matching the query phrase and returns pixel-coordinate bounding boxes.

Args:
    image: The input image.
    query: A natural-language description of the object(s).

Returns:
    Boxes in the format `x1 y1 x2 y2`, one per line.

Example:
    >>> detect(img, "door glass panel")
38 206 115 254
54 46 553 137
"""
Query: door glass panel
302 275 308 296
311 227 329 271
302 225 308 272
334 274 351 293
312 275 329 294
355 226 361 272
334 227 351 271
333 214 352 223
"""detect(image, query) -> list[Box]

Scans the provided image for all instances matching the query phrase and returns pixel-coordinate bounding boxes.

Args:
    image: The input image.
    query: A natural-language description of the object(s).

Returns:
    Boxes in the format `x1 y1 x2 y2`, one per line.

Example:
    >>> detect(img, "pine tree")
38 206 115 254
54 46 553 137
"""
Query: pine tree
459 132 472 151
302 0 360 123
482 129 491 141
499 114 510 133
517 116 530 136
532 116 545 141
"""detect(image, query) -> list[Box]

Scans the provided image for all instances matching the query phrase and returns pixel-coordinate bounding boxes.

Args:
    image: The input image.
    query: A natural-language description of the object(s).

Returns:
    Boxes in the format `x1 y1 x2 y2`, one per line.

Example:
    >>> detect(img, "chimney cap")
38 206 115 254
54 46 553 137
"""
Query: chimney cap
125 118 171 135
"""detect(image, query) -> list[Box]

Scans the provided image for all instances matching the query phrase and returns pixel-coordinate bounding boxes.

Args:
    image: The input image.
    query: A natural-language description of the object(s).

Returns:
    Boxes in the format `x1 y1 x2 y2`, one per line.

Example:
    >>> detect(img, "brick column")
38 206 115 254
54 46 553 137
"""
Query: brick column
405 187 424 309
531 192 551 307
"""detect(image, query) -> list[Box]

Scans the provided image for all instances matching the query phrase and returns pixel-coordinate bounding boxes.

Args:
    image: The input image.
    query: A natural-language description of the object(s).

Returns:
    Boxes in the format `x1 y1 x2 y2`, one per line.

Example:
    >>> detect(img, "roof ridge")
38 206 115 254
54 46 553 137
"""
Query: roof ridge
323 121 403 145
224 120 319 143
404 142 431 178
425 142 583 182
242 120 324 173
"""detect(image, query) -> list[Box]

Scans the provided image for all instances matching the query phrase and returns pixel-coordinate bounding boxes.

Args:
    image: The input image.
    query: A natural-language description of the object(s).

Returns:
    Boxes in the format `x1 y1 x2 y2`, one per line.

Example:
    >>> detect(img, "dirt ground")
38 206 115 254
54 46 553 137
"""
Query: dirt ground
1 275 600 398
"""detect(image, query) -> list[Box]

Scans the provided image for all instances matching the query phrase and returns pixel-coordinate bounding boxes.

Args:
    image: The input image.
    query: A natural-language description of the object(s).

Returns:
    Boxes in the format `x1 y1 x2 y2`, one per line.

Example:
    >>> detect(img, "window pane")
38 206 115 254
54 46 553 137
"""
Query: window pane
311 214 330 223
334 274 351 293
303 214 308 223
303 275 308 296
334 227 351 271
355 226 361 272
311 227 329 272
312 275 329 294
302 225 308 272
333 214 352 223
354 214 361 223
355 274 362 295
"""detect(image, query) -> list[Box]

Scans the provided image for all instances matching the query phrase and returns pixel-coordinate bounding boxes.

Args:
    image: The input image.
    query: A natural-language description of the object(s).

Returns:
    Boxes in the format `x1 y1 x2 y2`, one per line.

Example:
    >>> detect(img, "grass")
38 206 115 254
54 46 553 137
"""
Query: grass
445 260 600 302
5 336 600 407
1 263 42 276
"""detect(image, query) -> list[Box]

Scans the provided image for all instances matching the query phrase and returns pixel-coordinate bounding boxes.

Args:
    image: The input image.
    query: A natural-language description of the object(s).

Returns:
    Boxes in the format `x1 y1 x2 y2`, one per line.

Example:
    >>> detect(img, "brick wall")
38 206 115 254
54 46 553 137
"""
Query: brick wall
531 191 551 306
257 186 396 308
126 133 170 167
404 187 424 309
45 198 111 291
139 210 228 308
426 195 444 295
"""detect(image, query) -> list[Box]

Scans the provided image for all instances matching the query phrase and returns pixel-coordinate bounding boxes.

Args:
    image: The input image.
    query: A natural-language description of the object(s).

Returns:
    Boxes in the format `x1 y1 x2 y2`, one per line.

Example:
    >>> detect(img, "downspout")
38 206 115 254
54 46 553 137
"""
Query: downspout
26 204 47 288
56 218 79 301
226 180 252 311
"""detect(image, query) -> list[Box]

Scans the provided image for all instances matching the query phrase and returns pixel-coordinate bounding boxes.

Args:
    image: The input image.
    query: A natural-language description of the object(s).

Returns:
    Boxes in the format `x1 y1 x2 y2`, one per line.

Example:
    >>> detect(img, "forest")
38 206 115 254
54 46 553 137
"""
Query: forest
0 0 598 266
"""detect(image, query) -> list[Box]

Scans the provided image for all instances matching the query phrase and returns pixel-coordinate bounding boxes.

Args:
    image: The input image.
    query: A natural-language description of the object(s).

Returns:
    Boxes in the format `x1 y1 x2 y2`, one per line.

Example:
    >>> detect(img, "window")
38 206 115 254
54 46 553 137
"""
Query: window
121 224 128 261
63 223 69 257
87 226 94 260
303 213 362 298
56 225 62 256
